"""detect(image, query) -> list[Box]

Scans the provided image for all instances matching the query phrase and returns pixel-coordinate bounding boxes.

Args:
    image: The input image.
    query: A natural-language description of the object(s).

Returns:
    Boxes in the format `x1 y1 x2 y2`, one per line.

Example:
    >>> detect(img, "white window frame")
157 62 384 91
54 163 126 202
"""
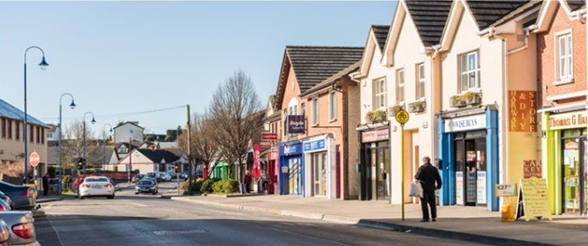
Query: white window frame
329 91 337 121
312 98 319 126
373 78 387 110
555 30 573 84
459 50 480 92
396 69 405 105
416 63 425 100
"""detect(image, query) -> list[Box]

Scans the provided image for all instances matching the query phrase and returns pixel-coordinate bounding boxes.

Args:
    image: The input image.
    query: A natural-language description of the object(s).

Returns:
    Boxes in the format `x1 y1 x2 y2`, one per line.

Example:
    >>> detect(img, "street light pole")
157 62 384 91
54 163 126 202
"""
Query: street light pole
102 124 113 175
23 46 49 184
58 93 76 193
187 104 193 193
83 112 96 177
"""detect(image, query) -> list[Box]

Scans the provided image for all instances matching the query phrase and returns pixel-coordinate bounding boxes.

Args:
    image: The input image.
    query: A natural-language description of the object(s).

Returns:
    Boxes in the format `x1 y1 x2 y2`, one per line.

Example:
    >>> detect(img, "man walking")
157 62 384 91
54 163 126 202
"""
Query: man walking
42 173 50 196
415 157 442 222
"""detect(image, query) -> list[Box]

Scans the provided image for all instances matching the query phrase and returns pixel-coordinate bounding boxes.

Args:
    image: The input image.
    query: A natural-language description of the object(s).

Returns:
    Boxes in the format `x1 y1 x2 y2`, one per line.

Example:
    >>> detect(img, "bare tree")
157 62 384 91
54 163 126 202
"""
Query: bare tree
208 70 265 183
177 113 219 177
60 121 103 173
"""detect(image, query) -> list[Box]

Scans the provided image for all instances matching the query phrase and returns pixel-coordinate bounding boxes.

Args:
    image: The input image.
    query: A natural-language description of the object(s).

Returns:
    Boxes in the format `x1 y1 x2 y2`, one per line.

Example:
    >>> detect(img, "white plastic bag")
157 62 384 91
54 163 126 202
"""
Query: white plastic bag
409 180 423 198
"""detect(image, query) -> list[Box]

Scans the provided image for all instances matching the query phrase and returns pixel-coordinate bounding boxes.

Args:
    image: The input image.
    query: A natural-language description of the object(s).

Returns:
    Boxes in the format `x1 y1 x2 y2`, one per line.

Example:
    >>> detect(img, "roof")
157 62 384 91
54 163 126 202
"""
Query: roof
137 149 180 164
113 121 144 130
371 25 390 52
466 0 532 30
275 46 363 106
300 61 361 97
404 0 453 46
565 0 585 11
0 99 49 128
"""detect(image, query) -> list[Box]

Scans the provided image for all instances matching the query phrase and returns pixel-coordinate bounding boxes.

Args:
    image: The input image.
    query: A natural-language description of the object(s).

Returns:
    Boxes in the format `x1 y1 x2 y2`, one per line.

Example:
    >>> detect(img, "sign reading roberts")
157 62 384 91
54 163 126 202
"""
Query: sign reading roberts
516 177 552 222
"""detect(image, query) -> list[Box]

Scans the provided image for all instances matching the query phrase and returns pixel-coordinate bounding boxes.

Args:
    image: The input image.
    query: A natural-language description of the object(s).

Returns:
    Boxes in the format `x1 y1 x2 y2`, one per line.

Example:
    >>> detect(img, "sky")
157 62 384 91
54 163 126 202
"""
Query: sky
0 1 397 135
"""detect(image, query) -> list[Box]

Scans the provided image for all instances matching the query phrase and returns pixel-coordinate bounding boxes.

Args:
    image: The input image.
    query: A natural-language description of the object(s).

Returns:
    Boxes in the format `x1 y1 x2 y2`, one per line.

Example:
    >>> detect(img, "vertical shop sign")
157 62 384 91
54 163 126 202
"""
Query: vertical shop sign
456 172 464 205
477 171 487 204
509 91 537 132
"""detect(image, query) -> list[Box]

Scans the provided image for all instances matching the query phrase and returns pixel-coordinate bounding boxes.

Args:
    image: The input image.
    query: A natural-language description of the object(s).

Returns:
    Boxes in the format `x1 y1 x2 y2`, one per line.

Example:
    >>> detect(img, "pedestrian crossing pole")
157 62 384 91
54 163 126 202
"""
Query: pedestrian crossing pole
395 109 409 221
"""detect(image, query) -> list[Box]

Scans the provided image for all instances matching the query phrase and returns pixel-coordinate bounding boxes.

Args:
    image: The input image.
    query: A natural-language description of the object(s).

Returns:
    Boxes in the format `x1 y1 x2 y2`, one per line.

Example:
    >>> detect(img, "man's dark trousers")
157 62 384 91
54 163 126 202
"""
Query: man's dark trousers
420 188 436 220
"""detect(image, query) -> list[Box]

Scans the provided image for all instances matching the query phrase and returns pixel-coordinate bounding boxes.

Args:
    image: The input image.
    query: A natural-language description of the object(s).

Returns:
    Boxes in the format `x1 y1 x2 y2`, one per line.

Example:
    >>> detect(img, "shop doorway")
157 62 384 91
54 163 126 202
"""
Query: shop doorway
311 152 328 197
454 131 487 207
367 142 390 201
561 132 586 215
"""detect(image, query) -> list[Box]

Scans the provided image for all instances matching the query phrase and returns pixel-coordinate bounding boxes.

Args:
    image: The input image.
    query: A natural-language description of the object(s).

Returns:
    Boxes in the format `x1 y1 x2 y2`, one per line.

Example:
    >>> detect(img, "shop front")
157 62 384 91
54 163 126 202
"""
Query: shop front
278 141 304 196
303 136 337 199
438 108 499 211
267 149 279 194
358 127 391 201
542 110 588 215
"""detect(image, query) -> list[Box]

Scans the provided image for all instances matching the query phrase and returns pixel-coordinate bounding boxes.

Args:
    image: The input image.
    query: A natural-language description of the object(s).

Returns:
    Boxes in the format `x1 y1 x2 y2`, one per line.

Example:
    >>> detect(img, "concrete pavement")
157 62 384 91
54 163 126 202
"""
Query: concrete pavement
35 182 491 246
172 195 588 246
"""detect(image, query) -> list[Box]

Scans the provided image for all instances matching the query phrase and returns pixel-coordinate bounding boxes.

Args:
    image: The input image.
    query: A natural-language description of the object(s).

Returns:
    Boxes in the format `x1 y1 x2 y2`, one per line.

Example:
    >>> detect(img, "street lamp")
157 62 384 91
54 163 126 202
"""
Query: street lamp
102 123 113 175
83 112 96 177
58 93 76 193
23 46 49 184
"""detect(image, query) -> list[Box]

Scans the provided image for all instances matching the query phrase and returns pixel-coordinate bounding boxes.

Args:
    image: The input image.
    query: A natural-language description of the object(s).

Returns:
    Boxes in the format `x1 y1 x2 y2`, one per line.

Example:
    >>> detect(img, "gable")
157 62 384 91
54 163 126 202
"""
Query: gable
360 28 386 78
536 0 586 32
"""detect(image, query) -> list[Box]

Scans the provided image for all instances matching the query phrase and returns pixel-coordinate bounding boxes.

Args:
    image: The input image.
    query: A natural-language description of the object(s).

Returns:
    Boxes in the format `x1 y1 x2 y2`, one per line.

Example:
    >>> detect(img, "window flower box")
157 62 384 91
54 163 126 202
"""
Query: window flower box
388 105 405 117
408 100 426 113
366 110 387 123
450 92 482 108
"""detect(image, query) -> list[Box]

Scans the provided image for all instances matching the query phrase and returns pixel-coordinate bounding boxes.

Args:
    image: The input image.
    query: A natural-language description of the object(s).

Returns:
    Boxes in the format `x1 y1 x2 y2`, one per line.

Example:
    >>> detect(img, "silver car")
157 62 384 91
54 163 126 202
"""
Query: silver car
0 219 10 246
0 211 40 246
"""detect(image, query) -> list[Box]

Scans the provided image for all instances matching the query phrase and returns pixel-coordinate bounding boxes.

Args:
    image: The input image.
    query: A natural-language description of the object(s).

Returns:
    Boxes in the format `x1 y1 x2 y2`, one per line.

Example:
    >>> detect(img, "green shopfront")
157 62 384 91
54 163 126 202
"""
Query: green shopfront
542 110 588 215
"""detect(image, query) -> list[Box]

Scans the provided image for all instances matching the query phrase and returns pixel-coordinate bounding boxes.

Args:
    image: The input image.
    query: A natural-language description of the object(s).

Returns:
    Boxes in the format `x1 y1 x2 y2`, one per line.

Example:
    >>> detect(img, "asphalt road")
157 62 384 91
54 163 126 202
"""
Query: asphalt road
35 182 491 246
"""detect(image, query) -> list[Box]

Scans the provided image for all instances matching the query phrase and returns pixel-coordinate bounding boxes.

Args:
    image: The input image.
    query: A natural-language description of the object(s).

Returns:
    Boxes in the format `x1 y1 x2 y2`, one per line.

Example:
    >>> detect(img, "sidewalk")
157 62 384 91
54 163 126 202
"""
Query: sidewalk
172 195 588 246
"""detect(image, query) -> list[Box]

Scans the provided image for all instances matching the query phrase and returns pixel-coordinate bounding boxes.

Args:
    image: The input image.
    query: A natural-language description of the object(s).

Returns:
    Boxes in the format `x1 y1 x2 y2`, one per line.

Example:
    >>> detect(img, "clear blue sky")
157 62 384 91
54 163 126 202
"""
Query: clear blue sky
0 1 396 135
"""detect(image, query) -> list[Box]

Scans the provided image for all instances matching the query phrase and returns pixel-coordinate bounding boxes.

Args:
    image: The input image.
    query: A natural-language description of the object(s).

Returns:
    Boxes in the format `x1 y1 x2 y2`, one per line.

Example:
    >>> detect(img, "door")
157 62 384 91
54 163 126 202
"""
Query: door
289 157 301 195
312 152 327 196
376 147 390 200
563 138 581 214
464 140 477 206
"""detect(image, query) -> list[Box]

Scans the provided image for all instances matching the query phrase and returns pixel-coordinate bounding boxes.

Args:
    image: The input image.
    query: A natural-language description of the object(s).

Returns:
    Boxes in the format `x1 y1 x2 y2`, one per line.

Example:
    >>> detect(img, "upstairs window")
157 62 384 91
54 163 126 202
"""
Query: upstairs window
7 120 12 139
329 91 337 121
396 69 405 105
312 98 319 126
557 32 573 82
1 119 5 138
416 63 425 100
372 78 387 110
15 122 20 141
459 50 480 92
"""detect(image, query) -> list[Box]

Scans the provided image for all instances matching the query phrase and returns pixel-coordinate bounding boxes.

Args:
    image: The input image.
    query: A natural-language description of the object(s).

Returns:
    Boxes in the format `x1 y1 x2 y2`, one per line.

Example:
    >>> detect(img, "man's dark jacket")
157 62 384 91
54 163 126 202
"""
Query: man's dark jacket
415 163 442 191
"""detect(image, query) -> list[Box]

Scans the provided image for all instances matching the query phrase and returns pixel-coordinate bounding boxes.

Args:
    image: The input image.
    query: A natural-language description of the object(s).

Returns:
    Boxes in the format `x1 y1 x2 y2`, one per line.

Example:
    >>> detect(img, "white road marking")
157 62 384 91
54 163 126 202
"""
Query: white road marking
131 202 149 207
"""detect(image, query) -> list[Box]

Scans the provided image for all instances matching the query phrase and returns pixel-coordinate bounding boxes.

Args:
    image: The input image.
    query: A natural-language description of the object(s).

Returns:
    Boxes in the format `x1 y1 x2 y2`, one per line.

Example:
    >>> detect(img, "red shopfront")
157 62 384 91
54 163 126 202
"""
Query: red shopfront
267 150 279 194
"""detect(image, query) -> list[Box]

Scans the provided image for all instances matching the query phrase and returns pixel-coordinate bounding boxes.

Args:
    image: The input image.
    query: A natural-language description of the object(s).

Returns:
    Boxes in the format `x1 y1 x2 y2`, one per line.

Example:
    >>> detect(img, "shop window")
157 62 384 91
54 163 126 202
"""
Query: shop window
556 31 573 82
396 69 405 105
329 91 337 121
459 50 480 92
372 78 387 110
416 63 425 100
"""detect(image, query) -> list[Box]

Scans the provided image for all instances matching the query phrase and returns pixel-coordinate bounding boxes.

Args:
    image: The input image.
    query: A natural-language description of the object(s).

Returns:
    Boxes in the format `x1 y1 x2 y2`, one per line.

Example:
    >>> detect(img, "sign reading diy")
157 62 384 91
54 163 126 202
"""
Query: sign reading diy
509 91 537 132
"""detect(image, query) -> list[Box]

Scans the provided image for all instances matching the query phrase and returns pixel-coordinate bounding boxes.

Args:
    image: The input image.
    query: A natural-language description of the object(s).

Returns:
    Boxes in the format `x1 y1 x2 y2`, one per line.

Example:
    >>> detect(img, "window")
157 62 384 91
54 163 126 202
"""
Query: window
130 129 134 134
7 120 12 139
312 98 319 125
41 128 45 144
1 119 5 138
15 123 20 141
329 92 337 121
416 63 425 100
372 78 387 110
30 125 34 142
557 32 573 81
36 127 41 143
459 50 480 92
301 103 306 116
396 69 405 104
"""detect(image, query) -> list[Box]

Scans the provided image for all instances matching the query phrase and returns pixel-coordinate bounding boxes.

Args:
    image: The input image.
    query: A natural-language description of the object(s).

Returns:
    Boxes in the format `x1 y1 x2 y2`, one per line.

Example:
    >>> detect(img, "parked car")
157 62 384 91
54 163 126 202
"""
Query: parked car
79 176 115 200
132 174 145 183
180 173 188 181
0 182 36 210
0 219 10 246
134 179 158 195
0 192 13 210
0 199 10 212
0 211 41 246
146 172 171 182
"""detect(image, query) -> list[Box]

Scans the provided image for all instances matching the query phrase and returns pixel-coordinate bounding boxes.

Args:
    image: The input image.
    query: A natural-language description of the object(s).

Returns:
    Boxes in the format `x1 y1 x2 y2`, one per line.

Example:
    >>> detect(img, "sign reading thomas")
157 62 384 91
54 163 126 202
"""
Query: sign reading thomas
286 115 305 134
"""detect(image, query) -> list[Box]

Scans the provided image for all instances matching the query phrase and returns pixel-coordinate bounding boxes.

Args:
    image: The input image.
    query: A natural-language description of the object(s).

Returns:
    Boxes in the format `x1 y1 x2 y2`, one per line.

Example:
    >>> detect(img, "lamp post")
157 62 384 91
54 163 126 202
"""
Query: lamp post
58 93 76 193
23 46 49 184
102 124 113 175
83 112 96 177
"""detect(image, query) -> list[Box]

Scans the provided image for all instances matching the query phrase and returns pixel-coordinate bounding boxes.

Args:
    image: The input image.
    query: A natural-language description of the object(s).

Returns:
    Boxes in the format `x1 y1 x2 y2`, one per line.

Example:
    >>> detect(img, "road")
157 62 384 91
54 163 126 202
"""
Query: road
36 181 491 246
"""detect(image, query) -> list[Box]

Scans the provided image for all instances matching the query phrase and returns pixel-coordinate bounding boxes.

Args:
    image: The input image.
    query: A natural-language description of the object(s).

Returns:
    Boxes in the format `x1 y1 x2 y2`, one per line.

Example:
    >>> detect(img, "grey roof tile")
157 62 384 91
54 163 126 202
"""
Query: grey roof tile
371 25 390 52
565 0 585 11
0 99 48 127
404 0 453 46
466 0 532 29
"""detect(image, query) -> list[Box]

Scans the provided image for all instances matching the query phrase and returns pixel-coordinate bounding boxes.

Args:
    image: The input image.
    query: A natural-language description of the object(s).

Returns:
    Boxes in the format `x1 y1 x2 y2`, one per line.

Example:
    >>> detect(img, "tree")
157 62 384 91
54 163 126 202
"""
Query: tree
60 121 103 174
208 70 265 184
177 113 218 178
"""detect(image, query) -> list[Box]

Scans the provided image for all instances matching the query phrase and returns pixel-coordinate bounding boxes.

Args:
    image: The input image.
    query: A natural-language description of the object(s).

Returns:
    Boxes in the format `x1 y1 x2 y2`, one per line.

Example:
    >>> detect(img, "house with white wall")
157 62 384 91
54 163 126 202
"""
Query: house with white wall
112 121 144 143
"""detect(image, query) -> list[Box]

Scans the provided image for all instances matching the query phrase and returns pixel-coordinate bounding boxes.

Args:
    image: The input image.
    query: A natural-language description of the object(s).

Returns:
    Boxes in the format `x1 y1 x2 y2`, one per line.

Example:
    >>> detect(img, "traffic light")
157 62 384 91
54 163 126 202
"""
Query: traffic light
174 164 179 173
76 158 86 170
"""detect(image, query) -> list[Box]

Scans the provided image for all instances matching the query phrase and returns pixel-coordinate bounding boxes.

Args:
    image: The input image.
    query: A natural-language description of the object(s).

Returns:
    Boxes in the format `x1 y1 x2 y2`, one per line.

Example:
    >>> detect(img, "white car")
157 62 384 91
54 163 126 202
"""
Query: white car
79 176 115 199
147 172 172 182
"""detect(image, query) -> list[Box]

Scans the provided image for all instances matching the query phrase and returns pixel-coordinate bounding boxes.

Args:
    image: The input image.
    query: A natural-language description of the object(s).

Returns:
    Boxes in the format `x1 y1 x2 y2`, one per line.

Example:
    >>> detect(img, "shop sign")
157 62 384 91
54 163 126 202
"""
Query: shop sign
269 151 278 160
303 139 326 152
444 114 486 133
516 177 552 221
286 115 305 134
456 172 464 205
261 133 278 140
496 184 517 197
477 171 487 204
549 111 588 130
509 91 537 132
362 129 389 143
523 160 542 179
280 143 302 156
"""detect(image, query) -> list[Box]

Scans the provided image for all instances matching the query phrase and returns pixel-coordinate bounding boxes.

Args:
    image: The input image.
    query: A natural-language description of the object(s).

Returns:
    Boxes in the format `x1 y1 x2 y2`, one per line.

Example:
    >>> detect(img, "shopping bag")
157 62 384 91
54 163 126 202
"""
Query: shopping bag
409 180 423 198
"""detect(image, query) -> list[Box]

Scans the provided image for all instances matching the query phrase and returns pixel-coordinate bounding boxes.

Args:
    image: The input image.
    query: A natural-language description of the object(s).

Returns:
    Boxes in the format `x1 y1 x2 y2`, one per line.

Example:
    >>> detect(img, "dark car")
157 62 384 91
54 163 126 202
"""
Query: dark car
135 180 158 195
0 191 13 210
132 174 145 183
0 181 36 210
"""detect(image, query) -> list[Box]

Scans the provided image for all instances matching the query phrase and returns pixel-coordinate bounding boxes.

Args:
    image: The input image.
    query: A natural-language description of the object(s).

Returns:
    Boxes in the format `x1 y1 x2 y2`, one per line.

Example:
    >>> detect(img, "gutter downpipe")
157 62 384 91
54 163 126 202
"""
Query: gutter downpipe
490 28 509 190
426 45 442 161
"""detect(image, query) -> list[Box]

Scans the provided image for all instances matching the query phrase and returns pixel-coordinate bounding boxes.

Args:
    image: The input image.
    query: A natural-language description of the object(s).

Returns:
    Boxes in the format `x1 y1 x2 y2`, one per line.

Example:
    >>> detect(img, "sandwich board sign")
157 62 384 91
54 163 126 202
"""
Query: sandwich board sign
515 177 552 221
